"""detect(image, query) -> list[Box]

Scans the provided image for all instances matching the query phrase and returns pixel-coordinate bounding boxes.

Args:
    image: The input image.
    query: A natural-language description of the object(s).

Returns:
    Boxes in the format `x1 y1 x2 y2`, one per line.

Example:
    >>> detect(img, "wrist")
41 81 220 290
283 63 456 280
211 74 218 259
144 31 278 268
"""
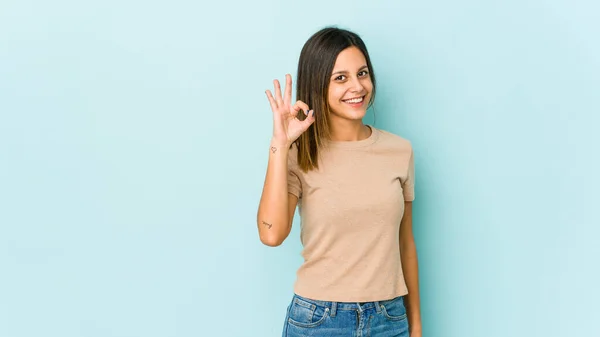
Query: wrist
270 139 291 149
269 140 290 155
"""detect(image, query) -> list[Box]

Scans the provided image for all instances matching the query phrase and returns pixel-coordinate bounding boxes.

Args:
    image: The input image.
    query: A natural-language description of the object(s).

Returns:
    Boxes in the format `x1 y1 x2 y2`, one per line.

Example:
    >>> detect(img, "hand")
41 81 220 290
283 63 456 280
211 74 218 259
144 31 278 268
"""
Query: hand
266 74 315 147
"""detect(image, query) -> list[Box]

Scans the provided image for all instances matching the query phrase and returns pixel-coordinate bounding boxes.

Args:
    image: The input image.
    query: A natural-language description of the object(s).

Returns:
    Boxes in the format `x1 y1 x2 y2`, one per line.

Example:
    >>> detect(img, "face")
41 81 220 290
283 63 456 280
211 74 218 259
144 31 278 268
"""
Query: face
327 46 373 122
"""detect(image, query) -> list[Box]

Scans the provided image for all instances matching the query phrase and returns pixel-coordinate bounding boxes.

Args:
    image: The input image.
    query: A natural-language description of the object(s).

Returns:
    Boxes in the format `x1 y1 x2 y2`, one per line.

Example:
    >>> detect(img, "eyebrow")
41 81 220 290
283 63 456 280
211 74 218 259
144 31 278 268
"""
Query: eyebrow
331 65 369 76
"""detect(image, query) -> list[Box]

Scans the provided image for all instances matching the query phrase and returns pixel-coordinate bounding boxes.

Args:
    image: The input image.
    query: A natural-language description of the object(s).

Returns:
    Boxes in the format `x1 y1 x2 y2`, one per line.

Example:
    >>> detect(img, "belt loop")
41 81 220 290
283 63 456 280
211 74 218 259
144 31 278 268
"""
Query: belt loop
374 301 382 313
330 301 337 317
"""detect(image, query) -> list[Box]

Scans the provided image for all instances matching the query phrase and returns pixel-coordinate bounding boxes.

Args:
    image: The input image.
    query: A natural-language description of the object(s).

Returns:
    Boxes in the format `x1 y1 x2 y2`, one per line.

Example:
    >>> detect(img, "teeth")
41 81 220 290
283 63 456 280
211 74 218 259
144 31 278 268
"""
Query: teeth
344 97 363 103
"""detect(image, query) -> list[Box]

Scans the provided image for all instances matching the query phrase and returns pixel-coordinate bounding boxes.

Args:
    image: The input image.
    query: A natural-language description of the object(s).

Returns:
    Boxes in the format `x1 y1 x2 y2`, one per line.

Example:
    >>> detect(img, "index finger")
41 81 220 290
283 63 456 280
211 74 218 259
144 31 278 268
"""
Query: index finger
284 74 292 105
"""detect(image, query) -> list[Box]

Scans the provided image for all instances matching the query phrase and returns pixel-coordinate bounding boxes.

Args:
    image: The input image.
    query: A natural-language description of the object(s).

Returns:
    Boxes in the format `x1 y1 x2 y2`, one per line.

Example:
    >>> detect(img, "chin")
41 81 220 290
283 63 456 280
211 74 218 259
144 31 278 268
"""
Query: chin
341 109 368 121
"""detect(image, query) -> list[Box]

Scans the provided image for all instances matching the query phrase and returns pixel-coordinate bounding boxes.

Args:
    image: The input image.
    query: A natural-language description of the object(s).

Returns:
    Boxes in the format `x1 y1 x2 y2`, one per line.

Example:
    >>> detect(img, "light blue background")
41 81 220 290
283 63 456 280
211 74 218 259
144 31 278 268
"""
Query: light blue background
1 0 598 336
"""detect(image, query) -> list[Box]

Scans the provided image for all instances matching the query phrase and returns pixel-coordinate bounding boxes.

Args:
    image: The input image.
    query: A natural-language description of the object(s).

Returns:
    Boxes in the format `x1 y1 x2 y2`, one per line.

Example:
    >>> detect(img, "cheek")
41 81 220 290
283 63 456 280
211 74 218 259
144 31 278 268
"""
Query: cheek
364 79 374 93
328 86 345 105
362 81 373 102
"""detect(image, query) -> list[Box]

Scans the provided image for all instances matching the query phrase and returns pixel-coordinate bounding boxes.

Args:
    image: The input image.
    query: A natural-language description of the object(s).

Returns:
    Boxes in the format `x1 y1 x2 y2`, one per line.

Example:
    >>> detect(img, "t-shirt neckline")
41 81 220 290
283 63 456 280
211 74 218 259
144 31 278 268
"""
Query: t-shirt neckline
325 125 379 149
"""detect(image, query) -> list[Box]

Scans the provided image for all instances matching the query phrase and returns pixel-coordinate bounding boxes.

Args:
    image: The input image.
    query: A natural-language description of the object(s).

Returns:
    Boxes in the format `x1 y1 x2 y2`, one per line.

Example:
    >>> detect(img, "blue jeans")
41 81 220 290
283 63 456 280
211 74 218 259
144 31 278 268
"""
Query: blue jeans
282 293 410 337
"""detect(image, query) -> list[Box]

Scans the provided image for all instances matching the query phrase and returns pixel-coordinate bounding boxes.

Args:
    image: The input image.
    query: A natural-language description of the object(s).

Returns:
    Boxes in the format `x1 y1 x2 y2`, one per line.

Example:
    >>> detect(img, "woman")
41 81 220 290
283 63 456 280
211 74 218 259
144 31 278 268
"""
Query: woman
257 27 422 337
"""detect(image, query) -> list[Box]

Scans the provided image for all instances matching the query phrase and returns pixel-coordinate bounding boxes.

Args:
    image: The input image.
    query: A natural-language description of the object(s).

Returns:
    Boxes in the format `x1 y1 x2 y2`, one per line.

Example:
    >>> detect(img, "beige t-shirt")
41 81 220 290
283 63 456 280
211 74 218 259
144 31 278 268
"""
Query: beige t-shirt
287 125 415 302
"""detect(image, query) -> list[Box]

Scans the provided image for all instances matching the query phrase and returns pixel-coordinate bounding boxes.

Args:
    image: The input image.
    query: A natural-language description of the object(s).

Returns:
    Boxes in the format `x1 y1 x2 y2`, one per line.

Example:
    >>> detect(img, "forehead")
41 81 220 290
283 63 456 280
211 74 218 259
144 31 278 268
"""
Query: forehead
332 46 367 71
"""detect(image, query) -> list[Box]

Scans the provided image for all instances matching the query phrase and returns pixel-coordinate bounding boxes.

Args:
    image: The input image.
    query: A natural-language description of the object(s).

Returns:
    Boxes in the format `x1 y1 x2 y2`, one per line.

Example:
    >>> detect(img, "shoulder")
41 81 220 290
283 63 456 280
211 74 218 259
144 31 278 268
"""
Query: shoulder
373 127 413 152
372 127 415 177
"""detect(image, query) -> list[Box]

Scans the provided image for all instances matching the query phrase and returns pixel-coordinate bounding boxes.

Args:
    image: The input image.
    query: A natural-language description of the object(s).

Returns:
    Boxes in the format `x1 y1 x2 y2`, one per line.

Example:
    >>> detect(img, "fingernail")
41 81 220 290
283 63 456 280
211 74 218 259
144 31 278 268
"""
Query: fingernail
311 110 315 117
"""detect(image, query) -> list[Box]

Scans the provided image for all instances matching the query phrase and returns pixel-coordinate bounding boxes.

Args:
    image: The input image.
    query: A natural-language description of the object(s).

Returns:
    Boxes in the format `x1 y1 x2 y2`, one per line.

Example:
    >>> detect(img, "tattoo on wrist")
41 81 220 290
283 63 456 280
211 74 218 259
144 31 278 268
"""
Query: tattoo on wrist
262 221 272 229
271 146 277 153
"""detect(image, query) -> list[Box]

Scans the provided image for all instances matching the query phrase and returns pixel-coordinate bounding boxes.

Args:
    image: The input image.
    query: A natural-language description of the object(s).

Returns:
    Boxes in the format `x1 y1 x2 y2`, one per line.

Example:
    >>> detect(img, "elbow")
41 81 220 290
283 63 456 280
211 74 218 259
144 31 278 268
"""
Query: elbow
260 234 284 247
400 240 418 256
258 226 286 247
256 215 289 247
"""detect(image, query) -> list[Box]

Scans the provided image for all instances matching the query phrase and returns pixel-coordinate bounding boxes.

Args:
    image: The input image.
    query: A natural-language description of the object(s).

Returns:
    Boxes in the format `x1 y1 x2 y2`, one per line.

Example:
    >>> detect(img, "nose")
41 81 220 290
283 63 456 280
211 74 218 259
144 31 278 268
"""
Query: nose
350 76 365 93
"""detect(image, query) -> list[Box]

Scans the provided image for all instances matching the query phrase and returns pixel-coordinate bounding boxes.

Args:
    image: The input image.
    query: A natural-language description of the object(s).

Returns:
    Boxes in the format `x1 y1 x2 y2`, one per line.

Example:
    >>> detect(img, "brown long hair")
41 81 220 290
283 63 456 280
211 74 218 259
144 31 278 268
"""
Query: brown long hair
294 27 377 172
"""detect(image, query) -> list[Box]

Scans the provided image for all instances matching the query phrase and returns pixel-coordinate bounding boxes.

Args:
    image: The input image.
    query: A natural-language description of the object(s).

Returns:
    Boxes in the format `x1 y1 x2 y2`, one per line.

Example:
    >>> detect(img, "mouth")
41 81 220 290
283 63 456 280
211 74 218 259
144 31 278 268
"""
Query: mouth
342 95 366 107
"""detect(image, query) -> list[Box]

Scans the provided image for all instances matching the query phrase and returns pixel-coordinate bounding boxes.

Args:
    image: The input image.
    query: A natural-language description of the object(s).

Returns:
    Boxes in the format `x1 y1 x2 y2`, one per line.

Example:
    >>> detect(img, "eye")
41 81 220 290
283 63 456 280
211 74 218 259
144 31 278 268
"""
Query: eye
358 70 369 77
335 75 346 81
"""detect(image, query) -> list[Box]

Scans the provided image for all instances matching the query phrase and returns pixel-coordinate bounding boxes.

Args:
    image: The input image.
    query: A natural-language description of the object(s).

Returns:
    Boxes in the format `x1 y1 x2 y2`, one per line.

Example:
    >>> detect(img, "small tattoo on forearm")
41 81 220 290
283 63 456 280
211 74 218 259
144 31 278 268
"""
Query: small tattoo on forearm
271 147 277 153
262 221 272 229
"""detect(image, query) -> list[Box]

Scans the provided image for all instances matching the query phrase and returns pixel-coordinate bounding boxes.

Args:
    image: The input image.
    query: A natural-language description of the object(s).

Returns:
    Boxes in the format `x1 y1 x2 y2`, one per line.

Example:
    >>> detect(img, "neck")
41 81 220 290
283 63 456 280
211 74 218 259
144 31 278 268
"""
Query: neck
329 120 371 142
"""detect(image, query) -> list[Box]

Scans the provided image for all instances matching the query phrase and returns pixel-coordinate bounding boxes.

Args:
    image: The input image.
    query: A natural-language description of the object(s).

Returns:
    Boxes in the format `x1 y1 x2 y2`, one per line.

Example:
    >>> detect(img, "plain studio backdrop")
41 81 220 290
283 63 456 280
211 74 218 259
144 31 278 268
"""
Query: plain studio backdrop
1 0 598 336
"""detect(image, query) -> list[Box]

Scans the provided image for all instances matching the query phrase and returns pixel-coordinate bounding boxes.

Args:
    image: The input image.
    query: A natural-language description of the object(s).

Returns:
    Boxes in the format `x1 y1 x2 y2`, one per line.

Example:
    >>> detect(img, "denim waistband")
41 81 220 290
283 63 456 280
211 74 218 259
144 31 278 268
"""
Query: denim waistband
293 293 403 318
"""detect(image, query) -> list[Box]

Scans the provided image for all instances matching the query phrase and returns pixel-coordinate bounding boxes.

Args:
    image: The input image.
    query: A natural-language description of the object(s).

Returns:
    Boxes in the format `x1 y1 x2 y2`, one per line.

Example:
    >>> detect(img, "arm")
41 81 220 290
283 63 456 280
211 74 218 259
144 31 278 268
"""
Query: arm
399 201 422 335
256 142 299 247
257 74 312 247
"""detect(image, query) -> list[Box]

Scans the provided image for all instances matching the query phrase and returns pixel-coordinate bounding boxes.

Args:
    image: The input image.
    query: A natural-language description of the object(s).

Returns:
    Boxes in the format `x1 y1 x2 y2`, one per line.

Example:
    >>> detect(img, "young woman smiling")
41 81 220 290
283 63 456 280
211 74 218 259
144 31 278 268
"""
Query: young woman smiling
257 27 422 337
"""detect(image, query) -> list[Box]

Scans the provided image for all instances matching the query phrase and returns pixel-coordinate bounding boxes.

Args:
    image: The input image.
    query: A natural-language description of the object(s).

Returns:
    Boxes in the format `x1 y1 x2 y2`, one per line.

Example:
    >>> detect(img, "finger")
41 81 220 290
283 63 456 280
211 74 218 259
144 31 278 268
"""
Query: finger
265 90 278 110
291 100 310 117
274 79 283 103
302 110 316 128
283 74 292 106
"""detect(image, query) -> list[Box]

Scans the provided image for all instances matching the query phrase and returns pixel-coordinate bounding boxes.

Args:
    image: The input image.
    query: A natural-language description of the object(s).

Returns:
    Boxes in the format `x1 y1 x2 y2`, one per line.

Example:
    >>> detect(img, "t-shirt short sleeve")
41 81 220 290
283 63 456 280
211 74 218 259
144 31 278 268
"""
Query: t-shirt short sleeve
287 146 302 199
402 147 415 202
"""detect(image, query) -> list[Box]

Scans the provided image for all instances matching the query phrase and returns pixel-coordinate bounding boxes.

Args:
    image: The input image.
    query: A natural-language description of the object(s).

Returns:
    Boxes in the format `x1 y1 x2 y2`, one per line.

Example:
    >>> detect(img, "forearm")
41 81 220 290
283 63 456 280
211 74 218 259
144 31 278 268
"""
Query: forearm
256 141 291 246
401 241 422 333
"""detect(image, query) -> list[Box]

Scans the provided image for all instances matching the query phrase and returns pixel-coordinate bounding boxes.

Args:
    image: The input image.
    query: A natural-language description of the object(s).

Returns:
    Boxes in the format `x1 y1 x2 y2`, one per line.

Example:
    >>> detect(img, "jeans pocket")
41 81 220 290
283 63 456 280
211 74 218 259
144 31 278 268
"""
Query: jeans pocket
380 296 407 321
287 296 330 328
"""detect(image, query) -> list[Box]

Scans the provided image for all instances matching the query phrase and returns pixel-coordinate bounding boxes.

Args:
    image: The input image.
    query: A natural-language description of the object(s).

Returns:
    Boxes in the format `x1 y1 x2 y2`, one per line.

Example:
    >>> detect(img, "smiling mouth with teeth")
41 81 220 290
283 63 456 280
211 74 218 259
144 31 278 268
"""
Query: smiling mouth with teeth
342 96 365 104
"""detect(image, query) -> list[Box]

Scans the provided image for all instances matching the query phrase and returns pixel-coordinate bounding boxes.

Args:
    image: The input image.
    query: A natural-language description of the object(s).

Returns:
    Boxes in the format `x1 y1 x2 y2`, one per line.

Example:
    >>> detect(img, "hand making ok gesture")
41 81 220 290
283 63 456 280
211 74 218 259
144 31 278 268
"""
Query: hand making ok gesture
266 74 315 147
